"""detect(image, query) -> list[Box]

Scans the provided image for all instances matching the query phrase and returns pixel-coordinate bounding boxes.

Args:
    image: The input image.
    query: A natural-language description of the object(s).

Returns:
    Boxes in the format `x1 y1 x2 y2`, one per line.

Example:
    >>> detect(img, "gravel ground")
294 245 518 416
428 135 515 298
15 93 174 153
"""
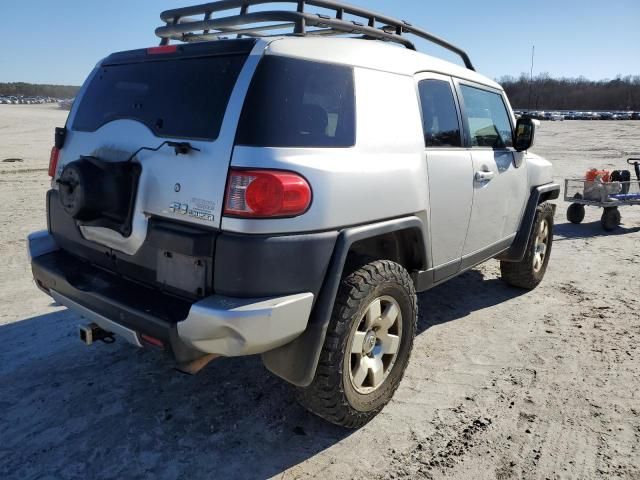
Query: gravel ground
0 104 639 479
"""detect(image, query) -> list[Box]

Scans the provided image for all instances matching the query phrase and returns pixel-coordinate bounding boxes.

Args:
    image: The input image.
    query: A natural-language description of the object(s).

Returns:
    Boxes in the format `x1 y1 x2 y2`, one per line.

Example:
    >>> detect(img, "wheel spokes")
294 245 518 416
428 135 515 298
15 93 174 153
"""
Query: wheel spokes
349 295 403 393
365 298 382 329
351 331 367 354
378 302 399 331
379 331 400 355
533 253 542 271
352 357 368 387
369 357 384 387
538 242 547 256
538 221 549 242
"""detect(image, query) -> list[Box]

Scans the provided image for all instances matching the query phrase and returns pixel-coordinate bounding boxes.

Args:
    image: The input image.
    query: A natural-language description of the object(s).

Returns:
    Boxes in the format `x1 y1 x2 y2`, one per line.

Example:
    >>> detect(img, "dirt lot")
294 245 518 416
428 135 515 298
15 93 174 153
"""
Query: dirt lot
1 104 639 479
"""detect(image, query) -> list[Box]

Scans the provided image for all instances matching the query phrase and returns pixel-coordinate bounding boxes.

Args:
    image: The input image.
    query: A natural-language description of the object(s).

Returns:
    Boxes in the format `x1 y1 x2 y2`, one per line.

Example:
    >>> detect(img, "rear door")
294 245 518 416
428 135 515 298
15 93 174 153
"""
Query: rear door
415 73 473 281
58 40 260 255
456 82 528 261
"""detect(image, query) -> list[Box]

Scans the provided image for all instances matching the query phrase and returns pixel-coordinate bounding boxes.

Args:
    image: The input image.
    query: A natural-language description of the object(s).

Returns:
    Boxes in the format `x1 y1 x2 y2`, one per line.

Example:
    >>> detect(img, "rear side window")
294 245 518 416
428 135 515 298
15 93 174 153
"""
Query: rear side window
417 79 462 147
236 56 355 147
460 85 513 148
73 55 248 140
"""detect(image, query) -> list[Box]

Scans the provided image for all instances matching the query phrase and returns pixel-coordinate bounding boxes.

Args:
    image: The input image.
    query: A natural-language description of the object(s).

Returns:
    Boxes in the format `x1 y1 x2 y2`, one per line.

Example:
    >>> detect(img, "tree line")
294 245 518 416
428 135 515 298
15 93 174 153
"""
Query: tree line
0 82 80 99
498 74 640 111
3 76 640 110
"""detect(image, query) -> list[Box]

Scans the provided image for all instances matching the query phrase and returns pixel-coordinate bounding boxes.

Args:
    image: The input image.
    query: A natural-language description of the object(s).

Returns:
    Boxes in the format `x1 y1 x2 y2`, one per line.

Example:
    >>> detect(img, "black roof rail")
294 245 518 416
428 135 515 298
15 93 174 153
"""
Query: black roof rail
156 0 475 71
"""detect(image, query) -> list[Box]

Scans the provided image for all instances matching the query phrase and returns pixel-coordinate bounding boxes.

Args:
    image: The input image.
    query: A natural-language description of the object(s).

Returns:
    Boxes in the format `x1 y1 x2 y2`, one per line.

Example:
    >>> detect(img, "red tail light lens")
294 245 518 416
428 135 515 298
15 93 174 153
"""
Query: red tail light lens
224 169 312 218
48 146 60 177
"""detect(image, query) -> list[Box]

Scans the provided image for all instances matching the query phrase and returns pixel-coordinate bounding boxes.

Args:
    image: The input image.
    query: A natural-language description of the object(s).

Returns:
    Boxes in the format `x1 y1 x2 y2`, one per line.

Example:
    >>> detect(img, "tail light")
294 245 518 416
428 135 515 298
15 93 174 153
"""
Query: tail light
49 127 66 177
224 169 312 218
48 146 60 177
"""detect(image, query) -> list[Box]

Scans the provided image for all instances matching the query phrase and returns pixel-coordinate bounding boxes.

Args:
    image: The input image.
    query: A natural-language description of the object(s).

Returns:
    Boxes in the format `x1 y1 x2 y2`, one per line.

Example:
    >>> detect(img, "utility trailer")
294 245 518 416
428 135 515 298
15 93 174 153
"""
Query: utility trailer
565 158 640 230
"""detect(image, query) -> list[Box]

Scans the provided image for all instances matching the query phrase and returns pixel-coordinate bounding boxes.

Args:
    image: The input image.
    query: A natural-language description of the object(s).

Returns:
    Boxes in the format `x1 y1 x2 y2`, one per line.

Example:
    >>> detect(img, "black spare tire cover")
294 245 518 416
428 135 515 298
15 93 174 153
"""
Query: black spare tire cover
58 158 106 221
57 156 141 236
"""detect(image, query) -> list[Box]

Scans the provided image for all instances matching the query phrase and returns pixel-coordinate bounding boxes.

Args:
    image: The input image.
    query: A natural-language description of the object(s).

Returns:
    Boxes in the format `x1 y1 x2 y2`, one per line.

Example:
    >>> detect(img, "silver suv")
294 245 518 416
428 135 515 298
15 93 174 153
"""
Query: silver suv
27 0 559 427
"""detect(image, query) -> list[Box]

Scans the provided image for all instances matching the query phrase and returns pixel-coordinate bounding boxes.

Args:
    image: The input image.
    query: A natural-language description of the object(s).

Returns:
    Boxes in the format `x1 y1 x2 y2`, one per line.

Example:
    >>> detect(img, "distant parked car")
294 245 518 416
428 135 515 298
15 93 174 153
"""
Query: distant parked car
522 111 541 120
58 99 74 111
632 112 640 120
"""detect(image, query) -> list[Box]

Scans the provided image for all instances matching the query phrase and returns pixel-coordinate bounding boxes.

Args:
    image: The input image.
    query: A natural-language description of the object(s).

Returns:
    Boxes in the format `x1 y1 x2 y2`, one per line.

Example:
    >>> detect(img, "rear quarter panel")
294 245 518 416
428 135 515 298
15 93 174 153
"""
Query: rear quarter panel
223 67 428 234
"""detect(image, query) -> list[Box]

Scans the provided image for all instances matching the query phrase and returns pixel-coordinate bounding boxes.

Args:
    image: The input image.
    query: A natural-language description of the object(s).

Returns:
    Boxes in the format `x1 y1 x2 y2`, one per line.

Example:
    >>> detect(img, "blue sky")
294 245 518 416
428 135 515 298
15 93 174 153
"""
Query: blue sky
1 0 638 85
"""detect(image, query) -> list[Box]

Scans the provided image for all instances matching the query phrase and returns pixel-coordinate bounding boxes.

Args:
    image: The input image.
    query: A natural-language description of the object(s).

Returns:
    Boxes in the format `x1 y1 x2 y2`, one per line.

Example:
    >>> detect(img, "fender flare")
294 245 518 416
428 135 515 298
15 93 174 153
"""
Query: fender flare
261 216 426 387
497 183 560 263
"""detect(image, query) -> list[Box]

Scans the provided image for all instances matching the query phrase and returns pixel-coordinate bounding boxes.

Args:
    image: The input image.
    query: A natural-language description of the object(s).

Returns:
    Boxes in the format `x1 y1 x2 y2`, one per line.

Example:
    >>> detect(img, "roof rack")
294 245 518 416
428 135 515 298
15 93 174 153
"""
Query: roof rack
156 0 475 70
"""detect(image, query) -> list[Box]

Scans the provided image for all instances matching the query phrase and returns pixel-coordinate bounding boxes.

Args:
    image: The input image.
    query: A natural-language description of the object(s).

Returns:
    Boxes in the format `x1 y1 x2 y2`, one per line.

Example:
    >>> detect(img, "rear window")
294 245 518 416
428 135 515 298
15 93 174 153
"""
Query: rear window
418 79 462 148
73 55 248 140
236 56 356 148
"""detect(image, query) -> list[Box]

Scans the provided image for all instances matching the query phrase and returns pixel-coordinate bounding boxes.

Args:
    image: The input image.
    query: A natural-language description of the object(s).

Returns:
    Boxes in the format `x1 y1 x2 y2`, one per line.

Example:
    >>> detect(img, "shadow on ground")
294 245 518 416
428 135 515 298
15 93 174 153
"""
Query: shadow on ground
554 220 640 240
417 269 526 334
0 269 525 480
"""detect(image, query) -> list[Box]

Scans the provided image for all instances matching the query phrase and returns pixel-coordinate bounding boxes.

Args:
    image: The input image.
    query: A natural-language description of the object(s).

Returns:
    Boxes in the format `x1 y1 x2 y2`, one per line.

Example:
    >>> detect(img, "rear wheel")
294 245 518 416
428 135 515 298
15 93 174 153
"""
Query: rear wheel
500 203 554 289
567 203 585 224
601 207 621 231
296 259 416 428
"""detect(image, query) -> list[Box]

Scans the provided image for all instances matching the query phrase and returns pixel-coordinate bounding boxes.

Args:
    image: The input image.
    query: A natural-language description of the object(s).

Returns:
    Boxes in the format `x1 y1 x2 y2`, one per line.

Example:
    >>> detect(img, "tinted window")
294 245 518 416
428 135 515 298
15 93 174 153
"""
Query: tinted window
73 55 247 140
418 79 461 147
460 85 513 148
236 56 355 147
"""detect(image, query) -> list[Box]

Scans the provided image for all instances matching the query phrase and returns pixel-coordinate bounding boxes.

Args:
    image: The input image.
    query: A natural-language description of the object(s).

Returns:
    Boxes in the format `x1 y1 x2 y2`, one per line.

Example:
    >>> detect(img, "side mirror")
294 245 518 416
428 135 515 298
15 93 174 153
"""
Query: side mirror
514 117 537 152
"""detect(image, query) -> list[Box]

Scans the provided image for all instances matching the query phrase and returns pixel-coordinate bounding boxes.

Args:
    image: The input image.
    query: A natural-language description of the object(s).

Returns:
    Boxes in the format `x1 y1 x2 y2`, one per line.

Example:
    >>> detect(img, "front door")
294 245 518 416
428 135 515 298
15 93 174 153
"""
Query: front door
457 83 528 261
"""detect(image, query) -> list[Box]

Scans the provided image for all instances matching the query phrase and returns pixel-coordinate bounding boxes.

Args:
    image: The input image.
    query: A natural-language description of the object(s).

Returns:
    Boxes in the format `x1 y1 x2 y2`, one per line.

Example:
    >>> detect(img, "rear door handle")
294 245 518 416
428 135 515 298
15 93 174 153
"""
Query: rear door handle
475 170 496 182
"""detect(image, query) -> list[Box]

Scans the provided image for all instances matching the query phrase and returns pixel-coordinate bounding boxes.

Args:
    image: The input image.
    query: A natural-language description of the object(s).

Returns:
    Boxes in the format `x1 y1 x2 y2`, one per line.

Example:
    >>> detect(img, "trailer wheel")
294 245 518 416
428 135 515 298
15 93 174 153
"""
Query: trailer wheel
601 207 621 231
567 203 585 224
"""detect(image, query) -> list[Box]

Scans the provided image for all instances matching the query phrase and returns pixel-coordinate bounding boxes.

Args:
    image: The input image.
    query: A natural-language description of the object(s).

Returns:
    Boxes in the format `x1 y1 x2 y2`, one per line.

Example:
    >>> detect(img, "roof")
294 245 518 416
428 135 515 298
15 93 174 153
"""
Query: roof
263 37 502 90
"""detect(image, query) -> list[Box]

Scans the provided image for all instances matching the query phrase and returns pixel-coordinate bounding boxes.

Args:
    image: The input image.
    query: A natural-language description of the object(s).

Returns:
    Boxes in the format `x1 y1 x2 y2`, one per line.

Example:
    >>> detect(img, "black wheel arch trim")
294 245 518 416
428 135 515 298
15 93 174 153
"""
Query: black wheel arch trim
261 216 426 387
496 183 560 263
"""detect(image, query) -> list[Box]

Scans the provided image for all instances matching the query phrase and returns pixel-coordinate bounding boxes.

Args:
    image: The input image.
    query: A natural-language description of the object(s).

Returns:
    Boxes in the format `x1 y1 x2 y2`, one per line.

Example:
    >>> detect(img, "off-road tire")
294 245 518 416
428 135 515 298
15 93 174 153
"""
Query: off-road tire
601 207 621 231
296 259 417 428
500 202 554 290
567 203 585 224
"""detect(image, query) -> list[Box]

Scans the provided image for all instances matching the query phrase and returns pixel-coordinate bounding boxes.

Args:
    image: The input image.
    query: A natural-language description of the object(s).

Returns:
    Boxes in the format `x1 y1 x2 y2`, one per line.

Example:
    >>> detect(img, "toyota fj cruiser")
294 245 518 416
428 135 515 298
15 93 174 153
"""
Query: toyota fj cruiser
28 0 559 427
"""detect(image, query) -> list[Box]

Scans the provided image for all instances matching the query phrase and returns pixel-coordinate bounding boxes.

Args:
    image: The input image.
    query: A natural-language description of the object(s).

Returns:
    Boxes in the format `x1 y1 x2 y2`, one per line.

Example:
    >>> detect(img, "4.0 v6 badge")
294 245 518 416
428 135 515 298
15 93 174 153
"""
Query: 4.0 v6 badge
169 202 214 222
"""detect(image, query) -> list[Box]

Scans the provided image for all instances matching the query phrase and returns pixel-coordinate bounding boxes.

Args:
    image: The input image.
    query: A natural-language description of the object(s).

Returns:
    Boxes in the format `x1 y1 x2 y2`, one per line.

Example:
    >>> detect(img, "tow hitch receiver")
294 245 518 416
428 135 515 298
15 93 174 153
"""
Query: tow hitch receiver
79 323 115 345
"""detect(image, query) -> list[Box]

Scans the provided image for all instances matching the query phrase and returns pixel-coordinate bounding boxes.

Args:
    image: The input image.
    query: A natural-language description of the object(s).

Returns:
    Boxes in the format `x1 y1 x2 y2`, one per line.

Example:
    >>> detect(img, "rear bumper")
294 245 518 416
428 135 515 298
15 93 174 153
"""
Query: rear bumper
178 293 313 356
28 231 314 361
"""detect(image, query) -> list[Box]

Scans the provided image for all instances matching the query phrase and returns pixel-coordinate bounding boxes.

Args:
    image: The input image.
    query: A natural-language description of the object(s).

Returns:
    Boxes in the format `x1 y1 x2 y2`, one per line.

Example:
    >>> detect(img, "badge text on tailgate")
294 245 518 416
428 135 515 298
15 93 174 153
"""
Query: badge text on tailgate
169 202 214 222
